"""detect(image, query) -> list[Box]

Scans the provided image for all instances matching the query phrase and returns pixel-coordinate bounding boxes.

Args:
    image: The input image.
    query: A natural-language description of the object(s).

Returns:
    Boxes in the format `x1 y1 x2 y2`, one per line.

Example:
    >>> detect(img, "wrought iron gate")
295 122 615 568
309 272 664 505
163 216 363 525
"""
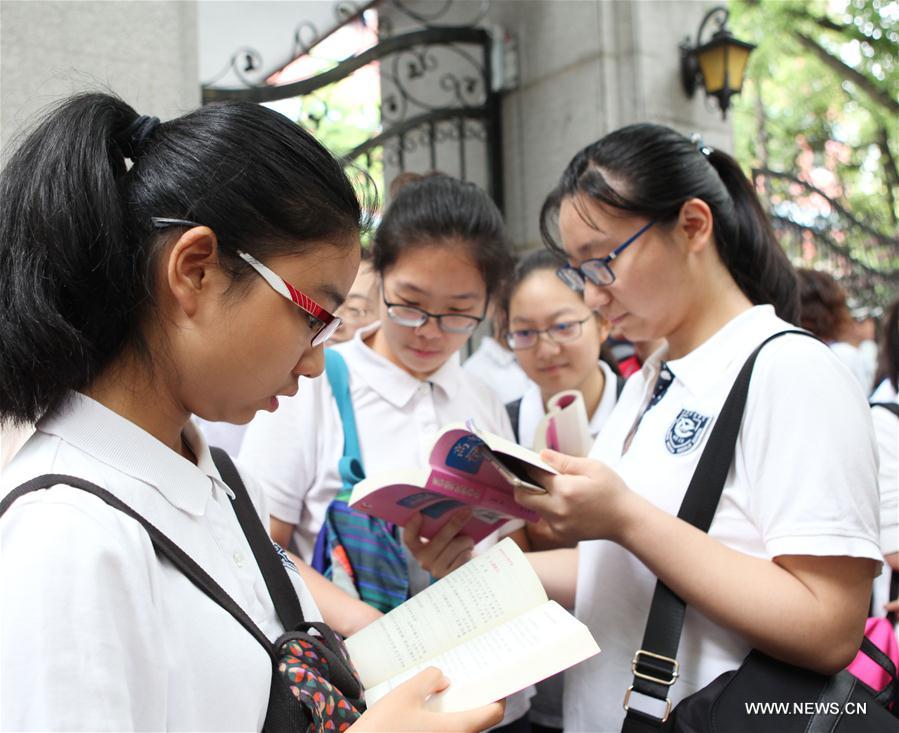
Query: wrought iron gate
201 1 504 213
752 167 899 308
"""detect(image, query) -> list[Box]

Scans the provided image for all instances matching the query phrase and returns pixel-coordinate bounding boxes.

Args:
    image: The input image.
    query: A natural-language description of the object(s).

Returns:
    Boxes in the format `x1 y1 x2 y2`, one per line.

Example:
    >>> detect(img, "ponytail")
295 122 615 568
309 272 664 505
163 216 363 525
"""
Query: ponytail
0 93 141 425
0 92 363 425
540 124 798 323
706 150 799 323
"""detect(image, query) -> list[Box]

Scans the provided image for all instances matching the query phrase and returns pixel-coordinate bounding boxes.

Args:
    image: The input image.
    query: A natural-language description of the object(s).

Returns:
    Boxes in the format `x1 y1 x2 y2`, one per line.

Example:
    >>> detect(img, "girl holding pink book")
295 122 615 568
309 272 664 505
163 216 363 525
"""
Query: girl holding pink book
408 124 882 731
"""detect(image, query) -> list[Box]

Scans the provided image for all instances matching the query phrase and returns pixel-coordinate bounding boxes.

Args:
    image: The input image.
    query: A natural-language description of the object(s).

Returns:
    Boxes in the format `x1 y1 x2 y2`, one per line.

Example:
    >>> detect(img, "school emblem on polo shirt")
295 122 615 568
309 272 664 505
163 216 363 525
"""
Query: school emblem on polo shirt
665 410 711 455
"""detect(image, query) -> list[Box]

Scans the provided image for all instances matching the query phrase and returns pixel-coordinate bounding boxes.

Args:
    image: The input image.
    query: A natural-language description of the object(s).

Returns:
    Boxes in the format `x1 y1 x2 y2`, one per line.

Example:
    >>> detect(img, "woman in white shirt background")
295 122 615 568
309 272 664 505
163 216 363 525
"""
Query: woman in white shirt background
240 172 532 731
409 124 882 732
0 93 502 733
796 267 874 394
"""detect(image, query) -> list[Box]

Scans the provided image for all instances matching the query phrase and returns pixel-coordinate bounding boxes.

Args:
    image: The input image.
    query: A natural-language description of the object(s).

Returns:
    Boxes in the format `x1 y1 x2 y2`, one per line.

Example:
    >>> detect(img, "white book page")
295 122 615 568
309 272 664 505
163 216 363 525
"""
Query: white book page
363 601 600 712
344 538 547 689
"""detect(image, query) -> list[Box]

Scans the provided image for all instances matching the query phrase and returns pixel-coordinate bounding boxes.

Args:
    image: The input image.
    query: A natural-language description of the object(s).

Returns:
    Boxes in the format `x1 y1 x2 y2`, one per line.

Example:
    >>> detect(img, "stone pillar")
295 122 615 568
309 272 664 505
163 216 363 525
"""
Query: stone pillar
490 0 732 249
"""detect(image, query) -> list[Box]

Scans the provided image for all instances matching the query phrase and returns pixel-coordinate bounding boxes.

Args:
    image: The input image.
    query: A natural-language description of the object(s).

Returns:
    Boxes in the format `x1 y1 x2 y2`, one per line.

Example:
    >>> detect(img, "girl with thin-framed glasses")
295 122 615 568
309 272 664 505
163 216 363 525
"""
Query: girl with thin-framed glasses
501 249 623 468
241 172 533 731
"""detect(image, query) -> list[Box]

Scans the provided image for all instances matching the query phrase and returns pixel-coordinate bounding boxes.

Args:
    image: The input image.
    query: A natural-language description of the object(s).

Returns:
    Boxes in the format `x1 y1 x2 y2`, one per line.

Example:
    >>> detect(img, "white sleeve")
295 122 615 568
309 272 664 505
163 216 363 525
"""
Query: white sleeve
238 373 343 562
1 489 166 730
739 337 882 562
239 373 337 525
872 406 899 555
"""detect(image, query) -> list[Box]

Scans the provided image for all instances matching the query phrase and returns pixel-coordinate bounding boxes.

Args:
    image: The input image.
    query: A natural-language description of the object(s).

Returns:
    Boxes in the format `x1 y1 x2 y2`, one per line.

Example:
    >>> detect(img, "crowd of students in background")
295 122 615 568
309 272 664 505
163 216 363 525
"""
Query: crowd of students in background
0 92 897 733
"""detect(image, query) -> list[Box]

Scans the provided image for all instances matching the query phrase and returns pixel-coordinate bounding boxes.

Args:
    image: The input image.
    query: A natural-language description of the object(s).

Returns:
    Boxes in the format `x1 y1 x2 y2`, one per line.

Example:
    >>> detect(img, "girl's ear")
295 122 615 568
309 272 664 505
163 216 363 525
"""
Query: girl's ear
164 226 220 318
677 198 715 253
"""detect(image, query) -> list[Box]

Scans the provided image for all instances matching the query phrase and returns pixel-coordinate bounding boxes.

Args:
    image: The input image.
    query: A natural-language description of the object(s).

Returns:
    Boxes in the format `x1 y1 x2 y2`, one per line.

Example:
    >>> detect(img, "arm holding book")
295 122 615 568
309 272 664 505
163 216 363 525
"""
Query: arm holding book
271 517 383 637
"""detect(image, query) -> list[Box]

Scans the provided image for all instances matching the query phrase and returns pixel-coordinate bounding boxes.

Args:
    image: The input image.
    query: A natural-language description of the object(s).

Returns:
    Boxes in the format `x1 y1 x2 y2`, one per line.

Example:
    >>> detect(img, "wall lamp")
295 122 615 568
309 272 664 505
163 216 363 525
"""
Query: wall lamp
680 6 756 120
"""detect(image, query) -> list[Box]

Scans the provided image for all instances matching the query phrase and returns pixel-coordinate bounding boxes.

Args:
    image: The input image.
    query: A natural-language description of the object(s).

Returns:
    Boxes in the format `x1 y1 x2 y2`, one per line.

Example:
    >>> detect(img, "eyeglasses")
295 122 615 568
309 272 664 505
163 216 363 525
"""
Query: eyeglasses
151 217 340 347
505 315 593 350
556 220 655 290
381 287 484 334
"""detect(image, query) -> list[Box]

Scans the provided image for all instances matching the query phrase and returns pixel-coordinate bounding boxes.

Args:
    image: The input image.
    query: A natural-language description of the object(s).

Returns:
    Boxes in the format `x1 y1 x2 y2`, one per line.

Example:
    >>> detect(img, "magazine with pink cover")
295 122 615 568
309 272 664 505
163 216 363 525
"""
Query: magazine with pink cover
348 422 557 543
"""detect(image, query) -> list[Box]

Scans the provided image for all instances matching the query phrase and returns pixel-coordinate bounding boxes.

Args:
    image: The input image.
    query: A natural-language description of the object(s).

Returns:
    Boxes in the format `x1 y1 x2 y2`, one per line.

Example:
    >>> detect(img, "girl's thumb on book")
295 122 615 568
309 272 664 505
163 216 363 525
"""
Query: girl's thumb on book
540 449 586 475
415 666 450 694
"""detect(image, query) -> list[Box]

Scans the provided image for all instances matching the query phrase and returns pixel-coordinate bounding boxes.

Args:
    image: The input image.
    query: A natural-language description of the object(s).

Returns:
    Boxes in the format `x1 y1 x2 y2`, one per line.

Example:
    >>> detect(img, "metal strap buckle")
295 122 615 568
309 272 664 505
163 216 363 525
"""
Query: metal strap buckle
631 649 680 686
623 686 673 723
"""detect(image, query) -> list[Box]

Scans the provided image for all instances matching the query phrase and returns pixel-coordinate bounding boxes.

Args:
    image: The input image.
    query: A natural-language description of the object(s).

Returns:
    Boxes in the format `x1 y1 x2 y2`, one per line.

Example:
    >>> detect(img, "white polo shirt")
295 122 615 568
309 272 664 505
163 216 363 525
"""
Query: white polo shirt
516 360 620 451
564 306 882 733
463 335 531 404
240 322 516 564
1 392 320 732
240 323 533 727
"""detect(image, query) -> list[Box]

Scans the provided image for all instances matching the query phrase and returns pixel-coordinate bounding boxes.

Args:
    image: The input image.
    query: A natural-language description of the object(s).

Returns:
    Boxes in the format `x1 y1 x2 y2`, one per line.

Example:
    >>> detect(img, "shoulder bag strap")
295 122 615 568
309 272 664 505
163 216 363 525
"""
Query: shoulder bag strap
0 474 276 655
210 447 305 630
622 329 817 732
1 472 308 733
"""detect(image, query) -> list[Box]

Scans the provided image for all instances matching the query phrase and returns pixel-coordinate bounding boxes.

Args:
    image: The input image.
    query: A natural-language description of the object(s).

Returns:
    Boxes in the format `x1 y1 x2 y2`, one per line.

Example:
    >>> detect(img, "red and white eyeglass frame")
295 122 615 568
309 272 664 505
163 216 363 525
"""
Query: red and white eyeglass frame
151 217 340 347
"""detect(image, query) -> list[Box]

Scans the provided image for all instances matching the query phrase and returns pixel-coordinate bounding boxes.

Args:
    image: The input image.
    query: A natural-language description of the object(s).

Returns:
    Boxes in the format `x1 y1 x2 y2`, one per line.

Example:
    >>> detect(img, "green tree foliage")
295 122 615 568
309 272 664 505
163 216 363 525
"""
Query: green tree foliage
729 0 898 305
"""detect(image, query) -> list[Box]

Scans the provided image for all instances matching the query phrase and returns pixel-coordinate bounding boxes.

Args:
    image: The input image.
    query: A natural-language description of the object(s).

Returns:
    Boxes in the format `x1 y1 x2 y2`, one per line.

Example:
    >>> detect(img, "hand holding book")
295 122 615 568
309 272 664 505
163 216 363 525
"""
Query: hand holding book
348 422 557 543
344 538 600 713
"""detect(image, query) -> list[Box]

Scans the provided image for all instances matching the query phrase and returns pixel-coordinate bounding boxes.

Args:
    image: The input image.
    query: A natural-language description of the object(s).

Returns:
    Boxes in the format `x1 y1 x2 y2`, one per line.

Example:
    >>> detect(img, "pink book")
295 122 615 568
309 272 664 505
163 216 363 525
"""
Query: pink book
349 422 557 543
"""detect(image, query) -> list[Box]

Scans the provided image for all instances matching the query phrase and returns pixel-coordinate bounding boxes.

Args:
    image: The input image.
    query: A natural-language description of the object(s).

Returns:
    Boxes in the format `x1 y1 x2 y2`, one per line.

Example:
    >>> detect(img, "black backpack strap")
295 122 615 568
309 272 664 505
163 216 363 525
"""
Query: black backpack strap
870 402 899 419
0 472 309 733
210 447 305 630
622 329 817 732
615 373 626 399
505 398 523 444
0 474 276 654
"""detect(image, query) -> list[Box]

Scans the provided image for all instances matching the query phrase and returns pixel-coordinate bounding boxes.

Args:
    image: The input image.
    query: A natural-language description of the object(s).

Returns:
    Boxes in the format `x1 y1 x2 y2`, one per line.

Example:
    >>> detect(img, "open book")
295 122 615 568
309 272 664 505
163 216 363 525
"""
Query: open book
345 538 599 712
532 390 593 457
348 421 557 543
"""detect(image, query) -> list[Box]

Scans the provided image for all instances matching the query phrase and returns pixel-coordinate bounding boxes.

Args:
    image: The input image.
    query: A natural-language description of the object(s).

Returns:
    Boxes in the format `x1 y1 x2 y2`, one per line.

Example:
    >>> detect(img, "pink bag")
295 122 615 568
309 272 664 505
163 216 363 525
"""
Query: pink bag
848 617 899 707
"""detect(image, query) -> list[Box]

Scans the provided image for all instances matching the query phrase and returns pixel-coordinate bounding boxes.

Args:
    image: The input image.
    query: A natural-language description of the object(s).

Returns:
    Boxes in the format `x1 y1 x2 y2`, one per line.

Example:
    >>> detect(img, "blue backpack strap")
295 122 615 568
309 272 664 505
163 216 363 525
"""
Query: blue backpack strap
312 349 409 612
325 349 365 498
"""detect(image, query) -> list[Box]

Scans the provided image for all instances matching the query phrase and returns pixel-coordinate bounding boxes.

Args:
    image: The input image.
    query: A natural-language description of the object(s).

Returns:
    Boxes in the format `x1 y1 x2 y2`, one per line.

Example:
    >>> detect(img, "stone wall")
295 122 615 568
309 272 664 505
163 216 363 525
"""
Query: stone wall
1 0 199 162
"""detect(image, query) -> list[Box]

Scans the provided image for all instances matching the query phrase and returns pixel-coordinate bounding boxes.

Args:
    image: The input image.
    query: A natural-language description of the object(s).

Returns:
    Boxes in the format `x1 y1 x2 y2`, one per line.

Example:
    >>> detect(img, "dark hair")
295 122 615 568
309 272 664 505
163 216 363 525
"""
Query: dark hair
498 249 567 318
540 123 799 322
372 173 513 300
875 298 899 392
0 91 366 425
796 268 852 342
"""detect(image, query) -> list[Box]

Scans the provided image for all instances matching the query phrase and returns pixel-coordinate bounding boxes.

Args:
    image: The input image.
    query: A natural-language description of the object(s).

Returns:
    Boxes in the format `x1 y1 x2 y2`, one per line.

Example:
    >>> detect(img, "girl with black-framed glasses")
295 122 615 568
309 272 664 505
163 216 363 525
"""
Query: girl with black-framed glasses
240 172 534 732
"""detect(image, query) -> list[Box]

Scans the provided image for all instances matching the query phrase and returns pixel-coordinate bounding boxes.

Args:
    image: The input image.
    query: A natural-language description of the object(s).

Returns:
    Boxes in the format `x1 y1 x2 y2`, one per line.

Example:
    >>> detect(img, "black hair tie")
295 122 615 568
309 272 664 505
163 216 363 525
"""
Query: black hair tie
116 114 160 161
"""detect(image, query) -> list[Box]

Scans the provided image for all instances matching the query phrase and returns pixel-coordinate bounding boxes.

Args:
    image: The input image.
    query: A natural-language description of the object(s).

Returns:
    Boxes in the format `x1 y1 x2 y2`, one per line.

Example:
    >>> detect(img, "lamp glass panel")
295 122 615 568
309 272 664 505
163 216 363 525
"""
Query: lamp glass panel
726 45 752 92
697 45 726 93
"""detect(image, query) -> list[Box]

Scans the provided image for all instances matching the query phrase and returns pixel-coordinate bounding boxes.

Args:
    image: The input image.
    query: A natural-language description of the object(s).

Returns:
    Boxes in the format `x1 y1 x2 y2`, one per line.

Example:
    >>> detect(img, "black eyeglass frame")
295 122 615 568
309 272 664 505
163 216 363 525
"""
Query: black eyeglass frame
381 287 485 335
556 220 655 291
